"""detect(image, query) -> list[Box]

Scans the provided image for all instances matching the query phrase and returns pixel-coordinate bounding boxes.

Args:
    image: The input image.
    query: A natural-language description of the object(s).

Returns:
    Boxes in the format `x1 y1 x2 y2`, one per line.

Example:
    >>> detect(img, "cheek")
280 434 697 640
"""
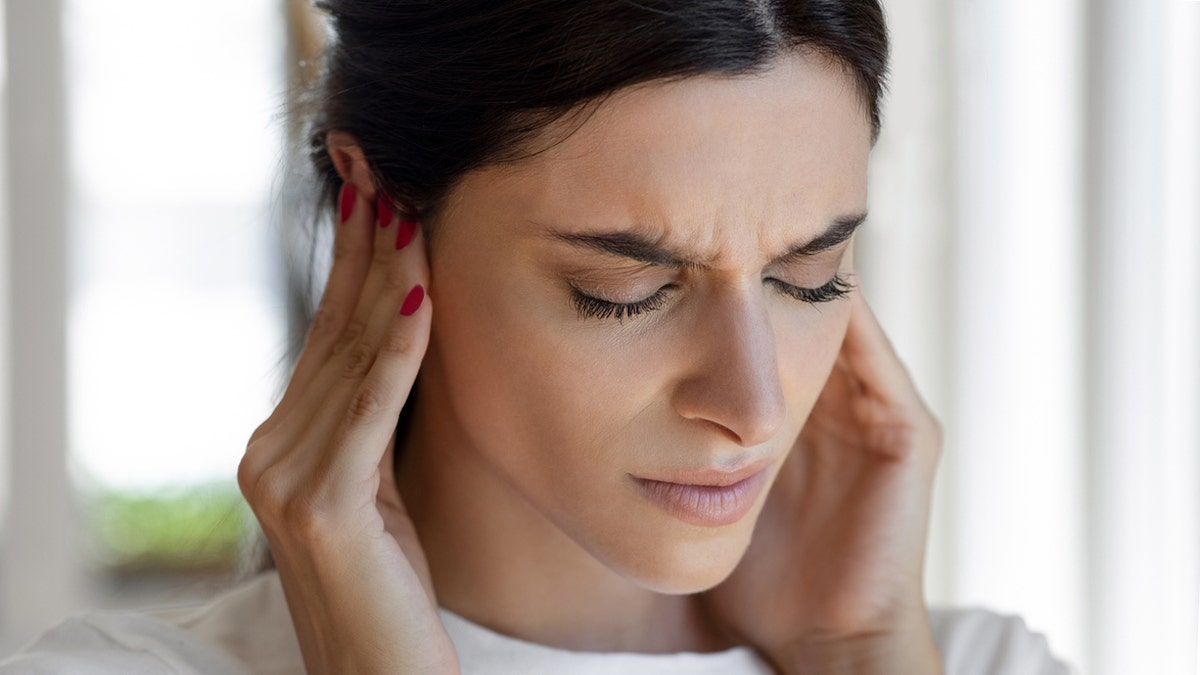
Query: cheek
483 314 676 485
428 258 666 495
431 270 704 581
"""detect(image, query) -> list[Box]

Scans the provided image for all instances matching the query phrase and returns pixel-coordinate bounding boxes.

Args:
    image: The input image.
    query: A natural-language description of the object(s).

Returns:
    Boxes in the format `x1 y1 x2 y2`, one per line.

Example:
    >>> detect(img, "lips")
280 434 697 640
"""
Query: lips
630 458 773 527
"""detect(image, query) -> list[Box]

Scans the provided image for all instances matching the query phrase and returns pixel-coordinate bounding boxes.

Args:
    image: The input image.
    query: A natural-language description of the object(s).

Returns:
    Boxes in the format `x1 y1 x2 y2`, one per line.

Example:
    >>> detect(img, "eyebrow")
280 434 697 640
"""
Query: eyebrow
546 212 868 269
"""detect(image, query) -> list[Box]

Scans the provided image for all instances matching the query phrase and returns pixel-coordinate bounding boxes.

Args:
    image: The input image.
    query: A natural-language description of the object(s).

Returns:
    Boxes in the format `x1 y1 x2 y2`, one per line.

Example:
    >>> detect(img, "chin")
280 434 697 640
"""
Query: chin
596 521 756 595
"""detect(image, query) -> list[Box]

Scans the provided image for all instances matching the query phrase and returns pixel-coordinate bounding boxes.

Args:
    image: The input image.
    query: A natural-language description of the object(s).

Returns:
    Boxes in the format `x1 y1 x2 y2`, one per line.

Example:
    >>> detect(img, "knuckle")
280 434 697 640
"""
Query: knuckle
238 434 275 497
331 319 366 356
308 305 341 341
371 246 392 274
246 418 272 446
380 325 416 357
242 463 291 519
866 423 921 461
345 384 388 422
382 261 408 291
341 342 376 380
235 443 352 549
244 463 343 546
332 231 358 263
236 454 259 500
372 237 391 266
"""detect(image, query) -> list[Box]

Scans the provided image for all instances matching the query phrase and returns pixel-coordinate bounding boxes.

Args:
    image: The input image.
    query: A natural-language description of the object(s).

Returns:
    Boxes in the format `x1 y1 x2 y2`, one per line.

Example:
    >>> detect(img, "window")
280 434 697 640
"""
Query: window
64 0 286 577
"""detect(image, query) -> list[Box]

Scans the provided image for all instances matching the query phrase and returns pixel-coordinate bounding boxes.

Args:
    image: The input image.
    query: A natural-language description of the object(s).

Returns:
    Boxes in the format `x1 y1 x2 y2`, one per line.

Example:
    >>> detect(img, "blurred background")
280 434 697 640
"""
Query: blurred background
0 0 1195 673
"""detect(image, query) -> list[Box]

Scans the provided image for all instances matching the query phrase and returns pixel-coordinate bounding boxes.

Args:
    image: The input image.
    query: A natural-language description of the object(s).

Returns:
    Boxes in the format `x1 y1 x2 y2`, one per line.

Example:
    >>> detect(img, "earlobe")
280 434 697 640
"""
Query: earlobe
326 129 378 202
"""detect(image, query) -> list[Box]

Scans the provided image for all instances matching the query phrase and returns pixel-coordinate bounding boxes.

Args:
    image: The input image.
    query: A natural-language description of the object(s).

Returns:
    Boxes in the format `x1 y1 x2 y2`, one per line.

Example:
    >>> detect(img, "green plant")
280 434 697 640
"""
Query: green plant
88 482 249 575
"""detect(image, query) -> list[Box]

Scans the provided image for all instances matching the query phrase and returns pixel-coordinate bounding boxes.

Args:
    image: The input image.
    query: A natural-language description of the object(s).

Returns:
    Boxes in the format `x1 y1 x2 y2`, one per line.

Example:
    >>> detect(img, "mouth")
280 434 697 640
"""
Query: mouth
630 459 772 527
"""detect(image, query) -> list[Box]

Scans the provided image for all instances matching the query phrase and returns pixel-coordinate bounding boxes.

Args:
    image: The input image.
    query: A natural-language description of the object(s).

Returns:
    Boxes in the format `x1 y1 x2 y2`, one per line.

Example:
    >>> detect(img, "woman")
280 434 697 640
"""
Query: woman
3 1 1077 673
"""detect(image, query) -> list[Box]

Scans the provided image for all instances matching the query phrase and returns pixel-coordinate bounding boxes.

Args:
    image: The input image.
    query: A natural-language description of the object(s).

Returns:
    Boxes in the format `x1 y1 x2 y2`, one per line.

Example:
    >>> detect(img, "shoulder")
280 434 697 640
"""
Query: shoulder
928 605 1079 675
0 572 303 675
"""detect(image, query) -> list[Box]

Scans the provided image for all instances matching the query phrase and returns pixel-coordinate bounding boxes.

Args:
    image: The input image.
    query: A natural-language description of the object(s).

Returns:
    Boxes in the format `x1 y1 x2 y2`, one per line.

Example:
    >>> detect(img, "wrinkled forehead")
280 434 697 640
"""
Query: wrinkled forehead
458 53 872 258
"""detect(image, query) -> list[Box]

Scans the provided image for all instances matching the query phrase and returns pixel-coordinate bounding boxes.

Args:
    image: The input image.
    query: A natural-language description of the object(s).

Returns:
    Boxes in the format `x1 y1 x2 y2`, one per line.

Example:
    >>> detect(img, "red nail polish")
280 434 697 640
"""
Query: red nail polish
395 219 417 250
376 195 393 228
339 183 356 223
400 284 425 316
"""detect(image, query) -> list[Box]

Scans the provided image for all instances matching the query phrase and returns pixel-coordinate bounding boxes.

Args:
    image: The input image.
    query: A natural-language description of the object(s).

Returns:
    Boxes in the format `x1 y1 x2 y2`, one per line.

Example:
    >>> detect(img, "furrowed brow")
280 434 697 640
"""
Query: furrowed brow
547 230 705 268
771 212 868 266
545 212 868 269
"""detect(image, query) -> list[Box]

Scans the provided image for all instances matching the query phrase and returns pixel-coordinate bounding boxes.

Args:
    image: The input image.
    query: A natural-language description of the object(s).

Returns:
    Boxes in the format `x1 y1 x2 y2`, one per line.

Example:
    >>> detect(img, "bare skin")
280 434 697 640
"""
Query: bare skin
238 186 452 672
240 50 943 673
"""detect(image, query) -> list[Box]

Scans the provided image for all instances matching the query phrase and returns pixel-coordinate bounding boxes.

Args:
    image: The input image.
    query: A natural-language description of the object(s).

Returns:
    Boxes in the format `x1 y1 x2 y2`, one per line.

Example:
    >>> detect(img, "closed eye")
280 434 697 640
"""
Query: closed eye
569 283 676 322
569 273 856 323
765 273 856 306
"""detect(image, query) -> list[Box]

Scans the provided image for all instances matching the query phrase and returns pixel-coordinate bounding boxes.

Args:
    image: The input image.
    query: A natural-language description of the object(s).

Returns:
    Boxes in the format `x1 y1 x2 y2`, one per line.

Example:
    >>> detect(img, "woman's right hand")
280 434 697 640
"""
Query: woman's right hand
237 184 458 674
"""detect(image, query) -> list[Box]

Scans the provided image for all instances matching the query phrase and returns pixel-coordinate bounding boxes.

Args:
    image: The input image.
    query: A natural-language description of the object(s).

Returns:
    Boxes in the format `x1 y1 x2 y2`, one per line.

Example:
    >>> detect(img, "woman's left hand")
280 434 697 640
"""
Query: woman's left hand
700 287 944 675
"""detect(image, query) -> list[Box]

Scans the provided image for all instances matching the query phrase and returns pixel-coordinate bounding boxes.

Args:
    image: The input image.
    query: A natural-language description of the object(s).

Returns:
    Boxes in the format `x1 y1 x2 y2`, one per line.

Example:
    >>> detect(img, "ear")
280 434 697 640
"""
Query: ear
326 129 378 202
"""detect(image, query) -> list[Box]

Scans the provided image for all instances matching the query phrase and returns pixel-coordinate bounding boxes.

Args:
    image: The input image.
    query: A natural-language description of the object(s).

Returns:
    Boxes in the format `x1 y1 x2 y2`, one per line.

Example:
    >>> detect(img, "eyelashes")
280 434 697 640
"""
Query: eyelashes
570 273 856 322
570 283 675 321
765 274 856 306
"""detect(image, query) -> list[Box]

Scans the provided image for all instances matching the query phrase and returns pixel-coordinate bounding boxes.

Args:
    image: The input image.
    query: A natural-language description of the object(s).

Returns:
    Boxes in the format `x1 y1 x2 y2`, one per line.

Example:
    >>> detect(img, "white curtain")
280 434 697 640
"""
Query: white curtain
869 1 1200 673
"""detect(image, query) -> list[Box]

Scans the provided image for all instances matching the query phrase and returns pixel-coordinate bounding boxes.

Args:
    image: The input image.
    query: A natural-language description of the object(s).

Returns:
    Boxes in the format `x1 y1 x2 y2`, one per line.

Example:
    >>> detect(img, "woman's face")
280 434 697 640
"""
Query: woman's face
421 52 871 594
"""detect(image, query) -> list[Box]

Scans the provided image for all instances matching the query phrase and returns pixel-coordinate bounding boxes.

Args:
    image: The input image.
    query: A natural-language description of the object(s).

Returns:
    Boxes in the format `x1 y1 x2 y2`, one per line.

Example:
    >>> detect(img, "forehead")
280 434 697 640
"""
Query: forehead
457 52 871 252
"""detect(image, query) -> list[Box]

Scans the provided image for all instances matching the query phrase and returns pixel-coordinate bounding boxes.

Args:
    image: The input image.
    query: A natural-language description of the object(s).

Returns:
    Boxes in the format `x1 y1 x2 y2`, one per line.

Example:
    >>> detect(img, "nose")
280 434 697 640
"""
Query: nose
670 286 787 447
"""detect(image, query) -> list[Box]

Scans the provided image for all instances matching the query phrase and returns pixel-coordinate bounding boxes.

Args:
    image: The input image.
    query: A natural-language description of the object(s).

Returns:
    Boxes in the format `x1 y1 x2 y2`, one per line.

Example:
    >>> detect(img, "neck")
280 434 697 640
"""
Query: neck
394 373 735 654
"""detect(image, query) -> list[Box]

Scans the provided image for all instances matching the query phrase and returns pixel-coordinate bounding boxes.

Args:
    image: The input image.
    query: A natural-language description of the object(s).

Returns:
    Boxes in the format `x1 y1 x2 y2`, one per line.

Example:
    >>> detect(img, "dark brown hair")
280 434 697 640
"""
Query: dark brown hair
306 0 889 231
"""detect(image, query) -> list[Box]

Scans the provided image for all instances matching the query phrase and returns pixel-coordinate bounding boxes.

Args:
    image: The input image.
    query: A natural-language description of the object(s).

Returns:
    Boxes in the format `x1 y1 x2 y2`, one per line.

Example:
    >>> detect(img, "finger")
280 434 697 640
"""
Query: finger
258 276 427 509
272 190 411 435
338 190 417 360
354 196 424 370
269 209 426 486
324 281 430 494
278 183 374 410
286 211 428 442
840 287 923 410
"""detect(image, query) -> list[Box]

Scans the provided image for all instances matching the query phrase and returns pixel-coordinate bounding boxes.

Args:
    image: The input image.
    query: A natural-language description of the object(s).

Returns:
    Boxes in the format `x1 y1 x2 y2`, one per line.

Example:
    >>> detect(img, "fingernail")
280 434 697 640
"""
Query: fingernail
395 219 417 250
339 183 356 223
376 194 393 229
400 284 425 316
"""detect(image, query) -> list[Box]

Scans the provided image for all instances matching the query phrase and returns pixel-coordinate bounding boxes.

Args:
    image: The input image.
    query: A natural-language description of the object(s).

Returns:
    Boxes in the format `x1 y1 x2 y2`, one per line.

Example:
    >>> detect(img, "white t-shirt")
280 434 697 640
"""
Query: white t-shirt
0 570 1079 674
